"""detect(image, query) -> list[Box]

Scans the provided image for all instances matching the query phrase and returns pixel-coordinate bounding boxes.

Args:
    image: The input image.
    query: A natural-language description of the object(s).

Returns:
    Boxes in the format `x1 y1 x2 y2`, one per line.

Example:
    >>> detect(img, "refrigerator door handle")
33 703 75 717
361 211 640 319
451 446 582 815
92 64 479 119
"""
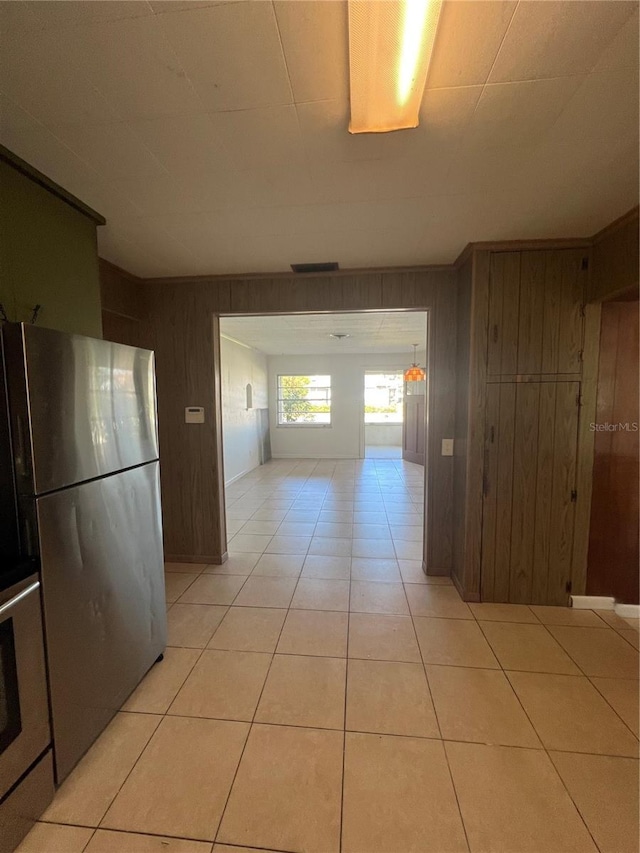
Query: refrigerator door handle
14 414 30 479
0 581 40 618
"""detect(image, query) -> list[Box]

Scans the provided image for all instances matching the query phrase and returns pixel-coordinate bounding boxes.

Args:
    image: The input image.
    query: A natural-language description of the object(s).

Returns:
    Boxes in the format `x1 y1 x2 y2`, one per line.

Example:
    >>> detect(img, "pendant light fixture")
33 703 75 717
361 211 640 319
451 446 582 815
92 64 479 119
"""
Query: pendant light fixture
404 343 426 382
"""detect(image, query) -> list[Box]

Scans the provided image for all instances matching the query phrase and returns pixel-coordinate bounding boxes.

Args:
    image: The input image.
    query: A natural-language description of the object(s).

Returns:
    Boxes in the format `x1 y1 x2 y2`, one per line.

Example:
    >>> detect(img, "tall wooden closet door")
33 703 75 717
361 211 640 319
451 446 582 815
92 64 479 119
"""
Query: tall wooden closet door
481 382 580 605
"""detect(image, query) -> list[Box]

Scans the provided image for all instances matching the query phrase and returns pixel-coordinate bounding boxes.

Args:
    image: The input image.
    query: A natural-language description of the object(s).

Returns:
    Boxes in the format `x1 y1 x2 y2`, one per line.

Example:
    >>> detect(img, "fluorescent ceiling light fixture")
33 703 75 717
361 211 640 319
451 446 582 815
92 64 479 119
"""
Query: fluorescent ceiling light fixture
348 0 443 134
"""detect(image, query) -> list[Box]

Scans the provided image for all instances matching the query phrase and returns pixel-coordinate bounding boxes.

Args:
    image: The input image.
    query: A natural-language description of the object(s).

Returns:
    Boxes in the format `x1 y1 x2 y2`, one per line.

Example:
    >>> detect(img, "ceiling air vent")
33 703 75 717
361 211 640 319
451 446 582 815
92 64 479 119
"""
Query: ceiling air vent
290 262 339 274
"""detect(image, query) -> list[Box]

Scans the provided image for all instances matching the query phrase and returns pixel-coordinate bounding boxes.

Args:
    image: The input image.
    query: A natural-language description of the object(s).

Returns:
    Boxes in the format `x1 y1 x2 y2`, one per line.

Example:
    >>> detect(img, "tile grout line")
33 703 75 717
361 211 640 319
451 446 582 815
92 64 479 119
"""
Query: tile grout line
339 536 353 853
474 614 621 852
211 553 294 849
408 577 473 852
534 619 640 742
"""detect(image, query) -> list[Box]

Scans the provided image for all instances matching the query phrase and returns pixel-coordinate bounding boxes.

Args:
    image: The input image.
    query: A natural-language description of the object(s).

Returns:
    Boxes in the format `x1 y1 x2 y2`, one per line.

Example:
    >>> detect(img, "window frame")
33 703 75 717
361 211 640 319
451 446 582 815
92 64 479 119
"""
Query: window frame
276 374 332 428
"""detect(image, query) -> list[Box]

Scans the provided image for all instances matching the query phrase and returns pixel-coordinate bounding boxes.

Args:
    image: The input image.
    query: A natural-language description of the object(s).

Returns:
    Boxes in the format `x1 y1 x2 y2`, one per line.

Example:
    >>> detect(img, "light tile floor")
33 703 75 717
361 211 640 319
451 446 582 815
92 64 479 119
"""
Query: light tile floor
19 459 639 853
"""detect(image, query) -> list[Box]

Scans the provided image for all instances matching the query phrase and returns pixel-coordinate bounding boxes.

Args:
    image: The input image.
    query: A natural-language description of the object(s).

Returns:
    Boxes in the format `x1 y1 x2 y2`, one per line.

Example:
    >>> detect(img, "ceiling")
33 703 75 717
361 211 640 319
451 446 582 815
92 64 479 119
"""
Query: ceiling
220 311 428 355
0 1 638 278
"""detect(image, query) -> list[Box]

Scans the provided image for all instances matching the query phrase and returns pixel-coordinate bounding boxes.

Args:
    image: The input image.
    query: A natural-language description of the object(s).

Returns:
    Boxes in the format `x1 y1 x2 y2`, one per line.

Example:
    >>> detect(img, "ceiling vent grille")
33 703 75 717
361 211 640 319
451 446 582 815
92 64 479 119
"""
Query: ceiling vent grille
290 262 339 274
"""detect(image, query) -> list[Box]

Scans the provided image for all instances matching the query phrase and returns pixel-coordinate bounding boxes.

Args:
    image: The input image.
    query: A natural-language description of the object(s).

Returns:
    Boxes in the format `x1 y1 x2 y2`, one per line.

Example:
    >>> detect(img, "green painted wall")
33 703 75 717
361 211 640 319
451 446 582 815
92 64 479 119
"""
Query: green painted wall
0 159 102 338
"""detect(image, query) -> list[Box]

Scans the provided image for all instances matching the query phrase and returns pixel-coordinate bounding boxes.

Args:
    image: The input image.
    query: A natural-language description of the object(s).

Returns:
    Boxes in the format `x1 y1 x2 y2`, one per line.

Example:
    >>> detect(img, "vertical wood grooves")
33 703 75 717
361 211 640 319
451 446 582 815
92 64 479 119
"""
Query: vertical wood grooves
531 382 557 604
571 303 602 596
462 251 490 599
509 383 541 603
141 271 456 569
460 246 587 604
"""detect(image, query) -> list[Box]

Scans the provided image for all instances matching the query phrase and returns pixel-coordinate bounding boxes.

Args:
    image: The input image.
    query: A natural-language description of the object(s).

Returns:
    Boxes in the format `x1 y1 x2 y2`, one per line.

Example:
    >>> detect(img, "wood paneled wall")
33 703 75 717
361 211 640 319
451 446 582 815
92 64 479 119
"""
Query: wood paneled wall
98 206 639 595
100 259 147 347
590 208 639 302
452 255 473 597
139 270 457 568
453 246 590 604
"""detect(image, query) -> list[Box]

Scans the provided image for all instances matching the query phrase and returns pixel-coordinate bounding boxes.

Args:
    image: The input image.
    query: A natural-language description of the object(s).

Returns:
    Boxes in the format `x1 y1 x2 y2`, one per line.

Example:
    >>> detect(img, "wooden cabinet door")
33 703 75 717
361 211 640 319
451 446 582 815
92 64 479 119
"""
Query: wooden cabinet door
487 253 521 376
487 250 587 377
481 382 580 604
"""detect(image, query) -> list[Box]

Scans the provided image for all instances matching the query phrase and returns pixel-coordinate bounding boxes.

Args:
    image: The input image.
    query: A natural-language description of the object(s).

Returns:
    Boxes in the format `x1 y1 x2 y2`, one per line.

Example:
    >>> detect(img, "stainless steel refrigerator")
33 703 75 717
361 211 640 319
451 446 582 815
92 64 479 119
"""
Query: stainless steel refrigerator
2 323 166 784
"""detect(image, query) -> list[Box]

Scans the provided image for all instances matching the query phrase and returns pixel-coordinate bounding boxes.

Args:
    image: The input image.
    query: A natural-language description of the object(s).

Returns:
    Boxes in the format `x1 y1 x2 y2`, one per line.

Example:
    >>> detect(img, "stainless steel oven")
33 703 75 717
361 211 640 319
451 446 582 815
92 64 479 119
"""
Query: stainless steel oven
0 574 53 853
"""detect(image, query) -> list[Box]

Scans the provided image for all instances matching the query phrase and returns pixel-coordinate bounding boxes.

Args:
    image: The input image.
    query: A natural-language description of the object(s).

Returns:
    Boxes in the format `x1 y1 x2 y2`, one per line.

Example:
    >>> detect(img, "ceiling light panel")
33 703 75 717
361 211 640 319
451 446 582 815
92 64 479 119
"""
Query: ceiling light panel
348 0 443 133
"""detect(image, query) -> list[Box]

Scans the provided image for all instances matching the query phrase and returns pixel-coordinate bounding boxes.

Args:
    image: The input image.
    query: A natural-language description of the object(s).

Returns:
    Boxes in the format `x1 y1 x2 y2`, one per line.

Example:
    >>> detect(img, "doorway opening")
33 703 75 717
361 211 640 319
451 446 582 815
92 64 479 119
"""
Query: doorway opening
218 310 428 567
363 371 403 459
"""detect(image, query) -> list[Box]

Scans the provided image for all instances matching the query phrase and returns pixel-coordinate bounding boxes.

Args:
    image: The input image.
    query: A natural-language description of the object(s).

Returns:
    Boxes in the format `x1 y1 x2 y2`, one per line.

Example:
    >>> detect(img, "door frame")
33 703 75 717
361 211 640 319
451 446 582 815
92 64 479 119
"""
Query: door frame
216 307 434 574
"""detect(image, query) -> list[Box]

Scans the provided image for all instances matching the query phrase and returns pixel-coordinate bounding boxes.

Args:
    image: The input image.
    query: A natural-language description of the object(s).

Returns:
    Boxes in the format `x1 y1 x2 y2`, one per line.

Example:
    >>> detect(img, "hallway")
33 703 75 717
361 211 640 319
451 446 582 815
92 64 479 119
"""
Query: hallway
21 459 639 853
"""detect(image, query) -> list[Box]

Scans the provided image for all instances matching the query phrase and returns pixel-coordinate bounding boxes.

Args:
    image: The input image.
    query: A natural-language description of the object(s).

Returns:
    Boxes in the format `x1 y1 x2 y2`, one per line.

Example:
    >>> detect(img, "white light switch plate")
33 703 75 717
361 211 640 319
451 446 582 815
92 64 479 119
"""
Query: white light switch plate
441 438 454 456
185 407 205 424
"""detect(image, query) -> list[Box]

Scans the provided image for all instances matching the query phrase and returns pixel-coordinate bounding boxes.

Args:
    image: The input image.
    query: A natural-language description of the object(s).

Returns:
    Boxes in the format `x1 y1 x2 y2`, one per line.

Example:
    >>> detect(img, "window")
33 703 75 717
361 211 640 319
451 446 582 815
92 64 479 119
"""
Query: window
364 372 404 423
277 375 331 426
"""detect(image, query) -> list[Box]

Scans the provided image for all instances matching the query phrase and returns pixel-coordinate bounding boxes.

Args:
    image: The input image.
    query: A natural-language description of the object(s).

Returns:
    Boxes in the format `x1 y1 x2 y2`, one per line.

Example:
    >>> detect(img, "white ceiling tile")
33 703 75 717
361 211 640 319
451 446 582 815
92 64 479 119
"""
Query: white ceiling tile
0 123 101 194
489 0 637 83
59 16 206 121
297 99 408 164
141 211 224 249
24 1 154 31
550 68 640 144
444 142 533 196
67 179 144 221
274 0 348 102
240 163 317 207
592 7 639 73
127 112 231 174
492 149 639 240
427 0 517 89
0 27 122 126
465 76 584 151
0 2 42 37
198 205 326 239
156 2 292 111
97 227 155 276
46 121 167 179
1 0 637 278
220 311 427 356
212 105 305 170
112 170 203 216
106 215 196 269
418 84 484 137
309 153 457 206
150 1 233 14
0 93 43 134
237 230 334 272
298 85 481 167
175 165 258 209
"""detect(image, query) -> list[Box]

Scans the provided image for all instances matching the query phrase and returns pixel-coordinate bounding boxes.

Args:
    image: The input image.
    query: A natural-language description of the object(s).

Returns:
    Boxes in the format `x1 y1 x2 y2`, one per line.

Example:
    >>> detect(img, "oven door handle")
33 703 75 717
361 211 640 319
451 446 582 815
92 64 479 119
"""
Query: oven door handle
0 580 40 618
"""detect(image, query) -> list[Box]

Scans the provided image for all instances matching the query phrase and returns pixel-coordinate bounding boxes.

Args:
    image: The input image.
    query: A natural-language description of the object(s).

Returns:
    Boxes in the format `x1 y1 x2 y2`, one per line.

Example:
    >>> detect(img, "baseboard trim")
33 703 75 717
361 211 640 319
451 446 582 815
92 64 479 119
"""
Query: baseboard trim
615 603 640 618
165 553 225 565
424 562 449 577
225 464 260 487
449 571 479 602
271 452 358 459
571 594 615 610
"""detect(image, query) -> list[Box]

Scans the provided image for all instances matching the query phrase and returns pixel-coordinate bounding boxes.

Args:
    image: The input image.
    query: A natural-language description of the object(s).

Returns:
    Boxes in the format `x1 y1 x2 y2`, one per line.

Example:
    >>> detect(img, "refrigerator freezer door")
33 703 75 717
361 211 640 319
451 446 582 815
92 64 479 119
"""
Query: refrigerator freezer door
6 324 158 495
36 462 166 783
